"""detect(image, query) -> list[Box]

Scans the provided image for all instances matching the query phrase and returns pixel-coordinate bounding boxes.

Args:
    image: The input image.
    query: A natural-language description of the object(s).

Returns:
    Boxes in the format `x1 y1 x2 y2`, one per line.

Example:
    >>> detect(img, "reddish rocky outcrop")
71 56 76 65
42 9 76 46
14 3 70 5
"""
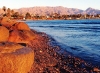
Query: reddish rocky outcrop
0 42 34 73
0 26 9 42
14 22 30 31
8 30 29 43
0 17 34 73
8 30 36 44
0 17 16 28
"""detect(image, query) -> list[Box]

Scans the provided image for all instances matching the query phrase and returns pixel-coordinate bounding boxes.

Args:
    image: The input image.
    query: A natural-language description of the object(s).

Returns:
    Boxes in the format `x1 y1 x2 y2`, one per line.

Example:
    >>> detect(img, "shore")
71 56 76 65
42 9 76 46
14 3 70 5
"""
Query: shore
0 17 100 73
27 29 100 73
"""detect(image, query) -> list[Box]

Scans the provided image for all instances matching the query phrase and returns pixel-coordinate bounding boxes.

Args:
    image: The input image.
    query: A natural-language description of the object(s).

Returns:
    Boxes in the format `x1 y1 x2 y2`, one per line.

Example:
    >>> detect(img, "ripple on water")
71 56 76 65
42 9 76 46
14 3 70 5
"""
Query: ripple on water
27 20 100 66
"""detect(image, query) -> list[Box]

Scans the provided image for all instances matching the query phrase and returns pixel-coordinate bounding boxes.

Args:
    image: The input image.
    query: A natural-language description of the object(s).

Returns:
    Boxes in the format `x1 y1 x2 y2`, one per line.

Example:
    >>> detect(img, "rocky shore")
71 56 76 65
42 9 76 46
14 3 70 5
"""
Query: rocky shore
0 17 100 73
28 29 100 73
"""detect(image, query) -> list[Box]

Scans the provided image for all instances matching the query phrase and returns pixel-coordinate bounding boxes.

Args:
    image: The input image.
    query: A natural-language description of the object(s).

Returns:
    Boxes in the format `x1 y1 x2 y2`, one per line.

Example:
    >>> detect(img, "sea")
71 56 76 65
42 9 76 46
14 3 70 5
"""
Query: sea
26 19 100 67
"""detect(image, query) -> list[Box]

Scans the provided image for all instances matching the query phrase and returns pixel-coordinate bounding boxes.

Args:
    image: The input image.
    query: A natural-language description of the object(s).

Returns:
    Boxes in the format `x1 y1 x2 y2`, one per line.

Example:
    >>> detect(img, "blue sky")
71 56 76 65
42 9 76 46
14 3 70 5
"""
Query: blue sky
0 0 100 10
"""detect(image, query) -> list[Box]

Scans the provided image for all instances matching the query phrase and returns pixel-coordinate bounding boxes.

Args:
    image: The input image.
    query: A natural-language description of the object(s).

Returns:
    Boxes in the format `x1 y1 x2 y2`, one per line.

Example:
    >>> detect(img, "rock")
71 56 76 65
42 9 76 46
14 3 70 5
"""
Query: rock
93 67 100 72
0 26 9 42
0 17 16 28
0 42 34 73
8 30 35 43
8 30 28 43
14 22 30 31
22 30 36 40
0 42 24 53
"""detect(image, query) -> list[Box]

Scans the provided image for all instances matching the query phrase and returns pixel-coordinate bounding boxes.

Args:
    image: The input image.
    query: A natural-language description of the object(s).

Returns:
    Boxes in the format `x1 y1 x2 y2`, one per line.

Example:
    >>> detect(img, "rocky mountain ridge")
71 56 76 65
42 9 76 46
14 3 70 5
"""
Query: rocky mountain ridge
15 7 100 15
0 6 100 15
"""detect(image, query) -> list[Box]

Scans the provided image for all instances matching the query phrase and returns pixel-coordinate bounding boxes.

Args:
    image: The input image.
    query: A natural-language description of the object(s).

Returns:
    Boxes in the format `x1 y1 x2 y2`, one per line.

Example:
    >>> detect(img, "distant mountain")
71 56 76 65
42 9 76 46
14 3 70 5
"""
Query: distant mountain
14 6 84 15
83 7 100 15
0 6 100 15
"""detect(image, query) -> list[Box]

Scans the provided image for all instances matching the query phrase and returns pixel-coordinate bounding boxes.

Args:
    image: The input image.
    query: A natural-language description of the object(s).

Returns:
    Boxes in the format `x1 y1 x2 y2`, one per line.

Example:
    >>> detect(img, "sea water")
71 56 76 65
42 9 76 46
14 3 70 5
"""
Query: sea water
26 19 100 66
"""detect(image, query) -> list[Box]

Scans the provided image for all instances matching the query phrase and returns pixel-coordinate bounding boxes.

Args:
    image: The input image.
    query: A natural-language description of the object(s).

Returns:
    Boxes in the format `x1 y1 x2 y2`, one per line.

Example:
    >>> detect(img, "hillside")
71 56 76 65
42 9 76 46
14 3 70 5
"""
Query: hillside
0 6 100 15
14 6 83 15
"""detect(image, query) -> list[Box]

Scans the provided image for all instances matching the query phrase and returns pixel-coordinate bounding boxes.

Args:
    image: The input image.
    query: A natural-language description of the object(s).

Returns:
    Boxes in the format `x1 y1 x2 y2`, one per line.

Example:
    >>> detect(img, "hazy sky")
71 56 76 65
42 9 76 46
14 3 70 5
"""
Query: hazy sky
0 0 100 10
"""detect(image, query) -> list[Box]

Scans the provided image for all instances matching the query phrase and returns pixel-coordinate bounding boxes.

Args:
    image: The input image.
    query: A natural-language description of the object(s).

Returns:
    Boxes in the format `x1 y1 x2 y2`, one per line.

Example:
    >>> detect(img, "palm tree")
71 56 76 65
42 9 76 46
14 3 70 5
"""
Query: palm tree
11 10 14 15
6 8 11 17
12 12 19 19
25 12 31 19
7 8 11 13
2 6 6 16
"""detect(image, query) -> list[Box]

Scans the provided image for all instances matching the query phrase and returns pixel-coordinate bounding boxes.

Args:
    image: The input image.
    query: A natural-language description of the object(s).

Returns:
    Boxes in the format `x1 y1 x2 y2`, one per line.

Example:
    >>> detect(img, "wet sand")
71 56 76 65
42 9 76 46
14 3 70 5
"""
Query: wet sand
28 29 100 73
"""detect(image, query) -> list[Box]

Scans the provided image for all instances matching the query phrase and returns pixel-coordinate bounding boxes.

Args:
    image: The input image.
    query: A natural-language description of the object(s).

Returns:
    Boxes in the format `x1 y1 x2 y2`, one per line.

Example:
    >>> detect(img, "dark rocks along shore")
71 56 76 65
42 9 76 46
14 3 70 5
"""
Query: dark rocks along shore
28 29 100 73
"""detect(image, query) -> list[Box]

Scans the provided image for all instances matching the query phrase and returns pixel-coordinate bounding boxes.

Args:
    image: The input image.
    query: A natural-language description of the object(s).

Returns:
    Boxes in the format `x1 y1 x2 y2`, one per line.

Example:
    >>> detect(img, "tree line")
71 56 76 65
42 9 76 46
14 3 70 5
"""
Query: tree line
1 6 100 20
2 6 31 19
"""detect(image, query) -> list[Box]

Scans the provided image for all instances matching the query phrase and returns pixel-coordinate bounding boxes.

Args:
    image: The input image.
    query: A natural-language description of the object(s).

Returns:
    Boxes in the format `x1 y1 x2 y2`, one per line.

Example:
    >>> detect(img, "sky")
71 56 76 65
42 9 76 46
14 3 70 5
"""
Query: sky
0 0 100 10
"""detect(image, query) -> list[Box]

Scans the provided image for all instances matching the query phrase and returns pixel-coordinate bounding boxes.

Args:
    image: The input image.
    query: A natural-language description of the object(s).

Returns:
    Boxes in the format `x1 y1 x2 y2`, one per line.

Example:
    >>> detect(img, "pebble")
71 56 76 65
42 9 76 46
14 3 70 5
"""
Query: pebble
28 30 100 73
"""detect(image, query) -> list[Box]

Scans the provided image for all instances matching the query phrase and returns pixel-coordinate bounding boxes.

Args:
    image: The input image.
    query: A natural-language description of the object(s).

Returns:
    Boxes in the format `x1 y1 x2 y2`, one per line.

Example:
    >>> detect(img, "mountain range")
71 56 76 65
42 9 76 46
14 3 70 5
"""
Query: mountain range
1 6 100 15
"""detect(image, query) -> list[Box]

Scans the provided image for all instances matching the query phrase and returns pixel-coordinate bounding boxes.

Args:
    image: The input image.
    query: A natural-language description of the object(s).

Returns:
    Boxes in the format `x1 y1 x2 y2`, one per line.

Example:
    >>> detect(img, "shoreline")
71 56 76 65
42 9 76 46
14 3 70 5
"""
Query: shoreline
28 29 100 73
16 18 100 22
0 17 100 72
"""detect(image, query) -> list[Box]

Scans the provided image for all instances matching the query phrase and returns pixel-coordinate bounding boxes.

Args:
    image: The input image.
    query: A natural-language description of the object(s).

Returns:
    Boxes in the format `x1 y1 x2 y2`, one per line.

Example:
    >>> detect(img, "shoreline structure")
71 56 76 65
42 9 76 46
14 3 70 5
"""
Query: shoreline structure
0 17 100 73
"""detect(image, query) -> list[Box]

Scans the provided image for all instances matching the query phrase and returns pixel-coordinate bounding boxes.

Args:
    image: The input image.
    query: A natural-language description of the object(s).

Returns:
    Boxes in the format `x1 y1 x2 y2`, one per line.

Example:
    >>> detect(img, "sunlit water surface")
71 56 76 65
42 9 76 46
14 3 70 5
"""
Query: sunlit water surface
26 19 100 66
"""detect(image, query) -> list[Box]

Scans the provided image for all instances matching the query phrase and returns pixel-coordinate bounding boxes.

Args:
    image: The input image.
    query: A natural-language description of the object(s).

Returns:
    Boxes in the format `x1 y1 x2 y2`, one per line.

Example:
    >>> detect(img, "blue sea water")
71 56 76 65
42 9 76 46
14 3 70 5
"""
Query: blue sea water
26 19 100 66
